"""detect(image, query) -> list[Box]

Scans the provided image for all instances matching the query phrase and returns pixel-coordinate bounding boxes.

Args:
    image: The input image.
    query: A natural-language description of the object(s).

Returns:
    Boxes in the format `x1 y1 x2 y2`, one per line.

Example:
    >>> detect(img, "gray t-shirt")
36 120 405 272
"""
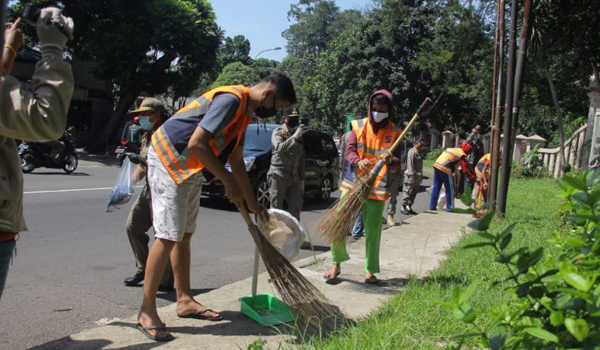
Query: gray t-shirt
162 93 241 154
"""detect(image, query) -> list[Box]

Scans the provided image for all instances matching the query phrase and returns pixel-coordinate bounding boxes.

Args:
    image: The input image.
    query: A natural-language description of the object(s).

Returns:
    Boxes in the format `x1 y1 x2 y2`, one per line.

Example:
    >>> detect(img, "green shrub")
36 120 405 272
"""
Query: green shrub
442 169 600 350
511 145 549 179
425 146 444 161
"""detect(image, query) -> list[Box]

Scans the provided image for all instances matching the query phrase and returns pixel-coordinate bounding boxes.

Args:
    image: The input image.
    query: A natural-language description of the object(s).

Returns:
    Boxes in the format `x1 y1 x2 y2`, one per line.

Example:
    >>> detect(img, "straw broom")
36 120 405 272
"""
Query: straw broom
315 97 432 245
236 204 343 327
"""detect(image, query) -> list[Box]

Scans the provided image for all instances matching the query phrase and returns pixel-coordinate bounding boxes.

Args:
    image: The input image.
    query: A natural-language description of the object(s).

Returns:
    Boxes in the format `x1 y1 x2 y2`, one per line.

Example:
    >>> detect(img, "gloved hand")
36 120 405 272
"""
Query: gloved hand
37 7 74 56
126 153 141 165
292 124 307 140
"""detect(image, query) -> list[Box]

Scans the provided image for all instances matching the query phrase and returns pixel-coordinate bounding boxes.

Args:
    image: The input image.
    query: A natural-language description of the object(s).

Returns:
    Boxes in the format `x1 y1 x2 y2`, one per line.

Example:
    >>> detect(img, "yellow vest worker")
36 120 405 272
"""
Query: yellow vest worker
429 142 475 211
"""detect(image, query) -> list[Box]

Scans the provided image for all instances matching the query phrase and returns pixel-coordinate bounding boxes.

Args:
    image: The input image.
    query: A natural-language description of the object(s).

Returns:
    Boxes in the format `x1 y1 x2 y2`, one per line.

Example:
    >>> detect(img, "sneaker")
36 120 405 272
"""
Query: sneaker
387 214 396 227
408 206 418 215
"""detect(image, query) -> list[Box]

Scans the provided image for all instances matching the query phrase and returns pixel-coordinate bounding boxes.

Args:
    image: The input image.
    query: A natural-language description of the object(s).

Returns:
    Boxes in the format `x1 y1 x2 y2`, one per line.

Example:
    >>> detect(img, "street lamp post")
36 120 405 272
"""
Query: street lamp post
254 47 281 60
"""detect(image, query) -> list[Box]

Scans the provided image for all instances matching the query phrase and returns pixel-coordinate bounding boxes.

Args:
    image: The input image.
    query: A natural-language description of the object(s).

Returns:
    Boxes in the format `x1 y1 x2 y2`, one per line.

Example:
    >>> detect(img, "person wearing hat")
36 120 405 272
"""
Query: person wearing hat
268 106 307 226
122 97 174 290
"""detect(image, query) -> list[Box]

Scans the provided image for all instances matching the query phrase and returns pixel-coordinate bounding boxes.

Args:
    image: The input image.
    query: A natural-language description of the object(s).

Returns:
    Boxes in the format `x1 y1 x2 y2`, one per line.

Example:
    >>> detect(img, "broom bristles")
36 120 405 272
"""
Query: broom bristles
248 223 344 327
314 162 382 244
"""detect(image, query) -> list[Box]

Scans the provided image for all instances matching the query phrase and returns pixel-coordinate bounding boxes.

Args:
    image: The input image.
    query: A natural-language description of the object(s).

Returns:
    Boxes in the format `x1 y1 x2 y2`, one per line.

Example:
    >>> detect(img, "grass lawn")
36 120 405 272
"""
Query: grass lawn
301 177 562 350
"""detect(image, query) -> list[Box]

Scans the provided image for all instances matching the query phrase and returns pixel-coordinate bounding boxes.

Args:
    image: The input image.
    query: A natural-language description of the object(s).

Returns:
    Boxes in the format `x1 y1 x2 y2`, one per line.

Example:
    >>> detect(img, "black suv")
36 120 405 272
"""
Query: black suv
202 124 339 206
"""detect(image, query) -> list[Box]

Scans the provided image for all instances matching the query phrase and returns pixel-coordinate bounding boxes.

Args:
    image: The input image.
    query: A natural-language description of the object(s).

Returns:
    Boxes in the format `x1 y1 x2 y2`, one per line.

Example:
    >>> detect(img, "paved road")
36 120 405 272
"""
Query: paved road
0 160 434 350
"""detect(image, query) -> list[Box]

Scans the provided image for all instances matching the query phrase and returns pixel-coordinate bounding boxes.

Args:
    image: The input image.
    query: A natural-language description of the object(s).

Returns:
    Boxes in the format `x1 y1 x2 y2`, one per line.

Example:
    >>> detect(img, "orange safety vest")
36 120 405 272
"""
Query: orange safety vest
475 153 491 178
151 85 251 185
339 118 401 201
434 147 467 175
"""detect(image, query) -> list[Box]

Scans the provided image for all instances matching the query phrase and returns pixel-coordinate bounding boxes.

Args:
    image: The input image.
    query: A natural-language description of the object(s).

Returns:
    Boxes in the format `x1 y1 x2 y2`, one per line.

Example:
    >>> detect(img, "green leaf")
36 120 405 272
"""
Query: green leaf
478 211 495 231
562 174 588 191
573 192 589 204
500 233 513 250
458 282 479 304
524 327 558 343
452 286 461 304
476 231 496 241
565 318 589 342
453 303 476 323
489 325 509 350
563 273 591 292
463 242 493 249
550 311 564 326
564 237 586 249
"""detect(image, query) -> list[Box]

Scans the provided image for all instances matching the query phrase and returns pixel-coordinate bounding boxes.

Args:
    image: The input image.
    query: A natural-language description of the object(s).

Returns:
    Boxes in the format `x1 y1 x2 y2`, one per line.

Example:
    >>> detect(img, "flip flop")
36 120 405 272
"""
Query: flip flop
179 308 223 321
364 275 381 285
323 271 340 284
136 323 174 342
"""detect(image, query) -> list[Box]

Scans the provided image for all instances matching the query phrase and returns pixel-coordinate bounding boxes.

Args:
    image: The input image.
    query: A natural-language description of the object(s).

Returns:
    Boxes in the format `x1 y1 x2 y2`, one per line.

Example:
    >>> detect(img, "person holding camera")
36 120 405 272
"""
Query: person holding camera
123 98 174 291
268 107 306 221
0 7 75 300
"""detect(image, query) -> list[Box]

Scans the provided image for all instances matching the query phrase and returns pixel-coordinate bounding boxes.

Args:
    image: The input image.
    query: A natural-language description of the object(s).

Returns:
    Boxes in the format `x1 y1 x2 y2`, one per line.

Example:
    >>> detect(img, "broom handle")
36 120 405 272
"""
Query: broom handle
388 97 432 154
366 97 432 182
235 203 261 297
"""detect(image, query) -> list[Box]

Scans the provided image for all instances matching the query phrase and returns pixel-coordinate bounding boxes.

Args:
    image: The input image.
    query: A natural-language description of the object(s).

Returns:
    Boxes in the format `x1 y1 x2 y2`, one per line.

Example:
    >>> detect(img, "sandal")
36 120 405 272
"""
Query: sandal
136 323 174 342
323 270 340 284
364 275 381 285
179 308 223 321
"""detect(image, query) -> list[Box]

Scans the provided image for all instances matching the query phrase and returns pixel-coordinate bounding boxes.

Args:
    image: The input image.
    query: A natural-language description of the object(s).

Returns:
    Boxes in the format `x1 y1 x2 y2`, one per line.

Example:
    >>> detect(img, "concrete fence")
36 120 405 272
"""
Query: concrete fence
538 124 588 178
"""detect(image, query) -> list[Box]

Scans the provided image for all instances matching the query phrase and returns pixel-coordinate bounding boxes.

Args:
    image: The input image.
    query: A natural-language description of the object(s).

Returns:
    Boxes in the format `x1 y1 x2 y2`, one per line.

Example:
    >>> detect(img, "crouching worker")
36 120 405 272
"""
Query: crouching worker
137 73 296 341
429 142 475 212
323 90 401 285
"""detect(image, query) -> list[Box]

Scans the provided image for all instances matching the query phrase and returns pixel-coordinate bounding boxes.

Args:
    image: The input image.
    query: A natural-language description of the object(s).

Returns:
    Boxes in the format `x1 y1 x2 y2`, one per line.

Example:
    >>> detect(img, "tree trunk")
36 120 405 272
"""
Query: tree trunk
92 53 177 152
544 64 566 170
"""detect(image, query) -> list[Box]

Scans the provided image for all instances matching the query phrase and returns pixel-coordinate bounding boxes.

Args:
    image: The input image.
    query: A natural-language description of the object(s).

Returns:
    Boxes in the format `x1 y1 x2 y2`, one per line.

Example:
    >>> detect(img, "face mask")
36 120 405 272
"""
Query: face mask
255 95 277 119
140 116 155 131
371 111 389 123
286 117 299 128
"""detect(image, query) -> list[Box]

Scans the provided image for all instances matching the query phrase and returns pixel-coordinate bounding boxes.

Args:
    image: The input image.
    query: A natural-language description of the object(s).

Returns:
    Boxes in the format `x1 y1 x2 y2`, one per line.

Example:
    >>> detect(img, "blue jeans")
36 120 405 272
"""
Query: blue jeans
430 168 454 211
0 239 15 301
351 212 364 238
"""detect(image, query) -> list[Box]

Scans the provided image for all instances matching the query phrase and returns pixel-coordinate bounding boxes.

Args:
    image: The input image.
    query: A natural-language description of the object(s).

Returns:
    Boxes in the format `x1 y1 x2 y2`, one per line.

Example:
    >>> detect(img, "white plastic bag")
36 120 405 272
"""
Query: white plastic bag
257 209 304 260
106 158 136 213
426 186 447 210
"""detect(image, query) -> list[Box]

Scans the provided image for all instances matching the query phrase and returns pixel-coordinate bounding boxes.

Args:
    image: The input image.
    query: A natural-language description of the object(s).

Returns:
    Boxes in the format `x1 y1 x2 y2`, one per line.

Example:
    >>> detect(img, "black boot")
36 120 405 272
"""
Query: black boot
400 205 410 215
408 206 418 215
124 270 144 286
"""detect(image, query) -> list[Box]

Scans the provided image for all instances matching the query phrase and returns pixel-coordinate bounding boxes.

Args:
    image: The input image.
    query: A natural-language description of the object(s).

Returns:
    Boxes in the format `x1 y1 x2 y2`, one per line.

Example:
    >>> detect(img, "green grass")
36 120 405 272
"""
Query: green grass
423 159 435 170
299 177 562 350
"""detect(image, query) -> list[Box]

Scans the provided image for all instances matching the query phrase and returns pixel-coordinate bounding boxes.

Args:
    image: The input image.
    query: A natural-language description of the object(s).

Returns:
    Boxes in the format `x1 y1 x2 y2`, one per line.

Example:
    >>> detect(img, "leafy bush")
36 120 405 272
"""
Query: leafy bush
425 147 444 161
442 169 600 350
511 145 549 179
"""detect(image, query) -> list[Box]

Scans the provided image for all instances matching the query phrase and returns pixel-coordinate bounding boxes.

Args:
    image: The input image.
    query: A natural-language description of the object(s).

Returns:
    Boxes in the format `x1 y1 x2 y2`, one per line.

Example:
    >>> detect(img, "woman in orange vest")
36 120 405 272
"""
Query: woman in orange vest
429 142 475 211
324 90 401 285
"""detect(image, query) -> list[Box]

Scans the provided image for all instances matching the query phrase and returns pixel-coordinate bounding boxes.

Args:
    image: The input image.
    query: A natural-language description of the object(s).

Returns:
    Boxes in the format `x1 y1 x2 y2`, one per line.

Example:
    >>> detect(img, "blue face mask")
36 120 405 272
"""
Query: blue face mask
140 116 154 131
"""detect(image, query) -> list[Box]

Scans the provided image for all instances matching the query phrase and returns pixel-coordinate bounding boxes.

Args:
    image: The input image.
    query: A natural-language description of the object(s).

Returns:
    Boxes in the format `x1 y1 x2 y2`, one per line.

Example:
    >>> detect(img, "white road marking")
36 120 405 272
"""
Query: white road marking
24 185 144 194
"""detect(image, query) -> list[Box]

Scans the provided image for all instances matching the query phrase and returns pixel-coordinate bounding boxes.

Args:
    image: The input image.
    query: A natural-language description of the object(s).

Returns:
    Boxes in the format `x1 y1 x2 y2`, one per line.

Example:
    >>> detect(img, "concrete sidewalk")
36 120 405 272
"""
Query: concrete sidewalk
33 210 472 350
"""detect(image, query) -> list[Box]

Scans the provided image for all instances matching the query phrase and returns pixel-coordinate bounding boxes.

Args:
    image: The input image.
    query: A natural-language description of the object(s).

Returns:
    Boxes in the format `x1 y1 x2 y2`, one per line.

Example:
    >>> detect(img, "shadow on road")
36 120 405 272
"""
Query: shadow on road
24 335 161 350
27 171 90 176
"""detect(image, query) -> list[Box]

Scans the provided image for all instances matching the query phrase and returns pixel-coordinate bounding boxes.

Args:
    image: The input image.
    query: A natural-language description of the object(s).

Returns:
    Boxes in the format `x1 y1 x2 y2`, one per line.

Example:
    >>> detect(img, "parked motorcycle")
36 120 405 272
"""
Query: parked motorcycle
19 131 78 174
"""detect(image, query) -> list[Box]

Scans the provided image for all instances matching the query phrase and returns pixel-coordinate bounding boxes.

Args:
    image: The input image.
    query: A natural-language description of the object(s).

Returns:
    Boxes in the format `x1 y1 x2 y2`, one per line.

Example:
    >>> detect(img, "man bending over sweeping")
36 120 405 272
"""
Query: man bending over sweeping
137 73 296 341
429 142 475 212
323 90 402 285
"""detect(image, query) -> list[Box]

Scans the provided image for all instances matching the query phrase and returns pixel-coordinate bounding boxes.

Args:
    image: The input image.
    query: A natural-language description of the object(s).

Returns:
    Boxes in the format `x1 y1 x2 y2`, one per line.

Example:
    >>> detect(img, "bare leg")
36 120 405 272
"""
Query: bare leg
138 238 175 339
173 232 220 318
323 263 341 279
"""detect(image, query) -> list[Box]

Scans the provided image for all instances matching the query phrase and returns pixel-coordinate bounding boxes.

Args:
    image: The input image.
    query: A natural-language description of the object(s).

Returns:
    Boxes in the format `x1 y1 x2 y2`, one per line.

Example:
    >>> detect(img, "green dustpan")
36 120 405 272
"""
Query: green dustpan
239 247 295 327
